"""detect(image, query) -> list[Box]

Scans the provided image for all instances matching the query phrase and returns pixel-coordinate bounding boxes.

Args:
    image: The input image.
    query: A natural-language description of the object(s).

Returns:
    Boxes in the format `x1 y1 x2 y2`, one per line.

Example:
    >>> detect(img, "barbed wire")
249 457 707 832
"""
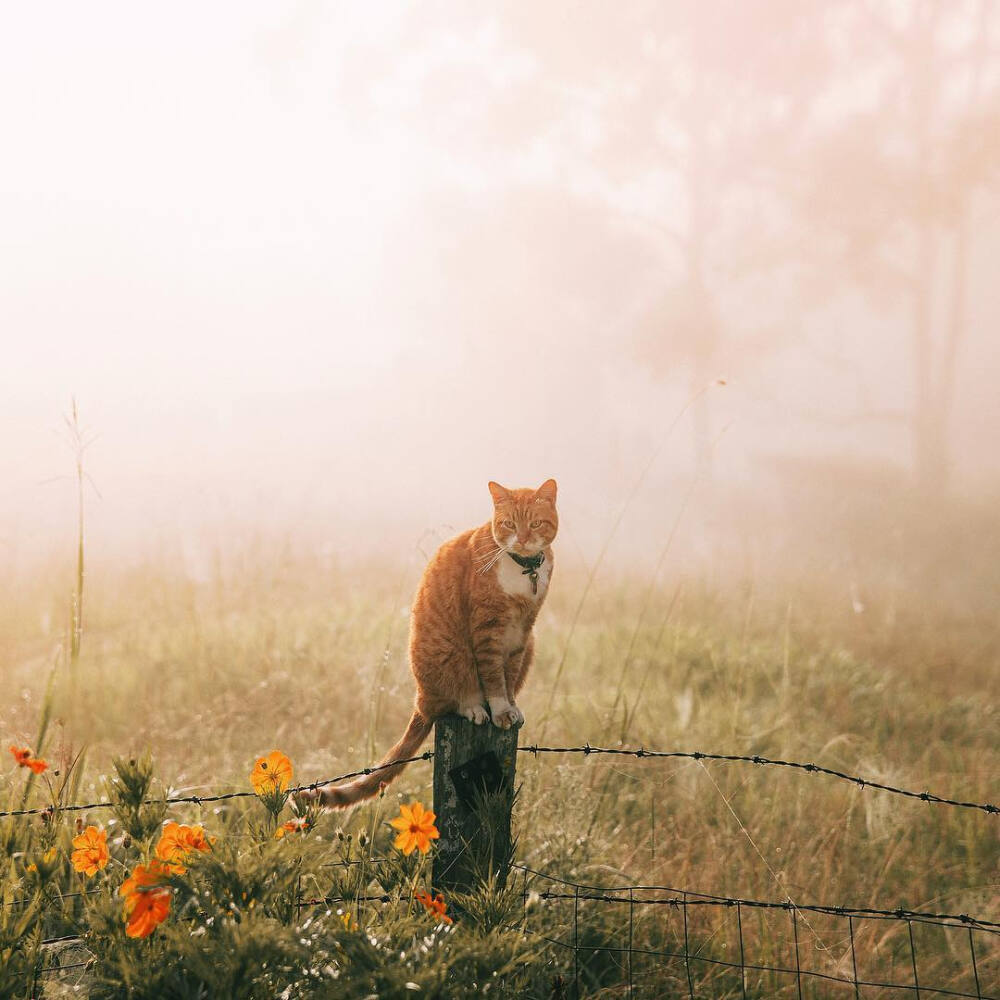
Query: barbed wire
296 869 1000 934
297 859 1000 932
2 886 102 910
517 744 999 815
300 894 394 906
0 752 434 819
511 865 1000 932
11 734 993 996
3 741 996 820
532 889 1000 933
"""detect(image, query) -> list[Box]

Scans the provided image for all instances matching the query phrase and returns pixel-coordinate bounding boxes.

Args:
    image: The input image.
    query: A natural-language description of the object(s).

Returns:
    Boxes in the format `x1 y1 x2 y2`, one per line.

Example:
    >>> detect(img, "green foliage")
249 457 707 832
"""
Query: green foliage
448 871 523 936
106 754 166 843
0 753 554 999
0 879 44 1000
254 783 290 822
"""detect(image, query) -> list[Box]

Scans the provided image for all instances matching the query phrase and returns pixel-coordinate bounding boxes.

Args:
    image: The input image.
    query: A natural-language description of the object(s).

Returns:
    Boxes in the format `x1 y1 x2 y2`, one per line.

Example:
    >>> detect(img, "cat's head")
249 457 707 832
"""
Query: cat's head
488 479 558 556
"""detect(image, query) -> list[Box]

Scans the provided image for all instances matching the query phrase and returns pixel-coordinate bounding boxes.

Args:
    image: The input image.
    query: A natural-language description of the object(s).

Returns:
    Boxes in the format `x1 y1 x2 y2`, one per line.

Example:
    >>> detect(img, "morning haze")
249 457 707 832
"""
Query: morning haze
1 4 998 995
3 1 999 585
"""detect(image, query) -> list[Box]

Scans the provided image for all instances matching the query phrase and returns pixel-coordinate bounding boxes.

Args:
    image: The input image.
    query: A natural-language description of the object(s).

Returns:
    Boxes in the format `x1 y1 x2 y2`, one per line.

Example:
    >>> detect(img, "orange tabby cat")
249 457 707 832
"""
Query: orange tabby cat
310 479 557 808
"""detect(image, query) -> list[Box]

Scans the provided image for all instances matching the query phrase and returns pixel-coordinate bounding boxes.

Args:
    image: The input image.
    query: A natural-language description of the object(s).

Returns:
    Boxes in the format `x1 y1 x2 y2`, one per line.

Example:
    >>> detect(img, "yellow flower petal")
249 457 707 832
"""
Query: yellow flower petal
389 800 440 856
70 826 109 877
250 750 294 795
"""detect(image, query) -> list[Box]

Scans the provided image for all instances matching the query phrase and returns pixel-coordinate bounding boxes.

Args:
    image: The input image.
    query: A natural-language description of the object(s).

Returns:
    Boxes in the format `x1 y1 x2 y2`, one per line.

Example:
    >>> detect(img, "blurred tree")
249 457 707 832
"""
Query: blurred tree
319 0 997 490
327 1 838 475
475 2 843 476
800 0 998 496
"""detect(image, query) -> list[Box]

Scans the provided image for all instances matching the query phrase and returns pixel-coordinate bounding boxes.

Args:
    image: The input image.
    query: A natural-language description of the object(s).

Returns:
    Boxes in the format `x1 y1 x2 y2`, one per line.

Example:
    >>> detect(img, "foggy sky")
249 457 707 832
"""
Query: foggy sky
3 1 999 574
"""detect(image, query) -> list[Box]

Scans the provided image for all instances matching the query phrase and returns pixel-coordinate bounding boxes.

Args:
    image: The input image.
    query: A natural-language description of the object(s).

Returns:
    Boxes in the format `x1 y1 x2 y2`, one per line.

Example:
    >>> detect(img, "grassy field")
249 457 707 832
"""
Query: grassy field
1 540 997 997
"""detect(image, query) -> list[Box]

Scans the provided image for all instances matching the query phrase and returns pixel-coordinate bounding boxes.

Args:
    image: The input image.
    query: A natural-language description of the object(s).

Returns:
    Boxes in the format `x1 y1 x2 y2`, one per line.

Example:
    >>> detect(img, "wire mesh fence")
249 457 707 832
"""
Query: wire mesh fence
10 740 998 995
292 859 999 998
512 865 998 999
34 872 1000 998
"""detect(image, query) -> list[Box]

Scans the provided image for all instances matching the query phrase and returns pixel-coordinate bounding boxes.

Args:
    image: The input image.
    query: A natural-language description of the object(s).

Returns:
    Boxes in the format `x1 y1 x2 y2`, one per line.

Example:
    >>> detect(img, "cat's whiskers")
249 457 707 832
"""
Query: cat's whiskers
474 544 503 564
477 555 502 575
477 548 506 575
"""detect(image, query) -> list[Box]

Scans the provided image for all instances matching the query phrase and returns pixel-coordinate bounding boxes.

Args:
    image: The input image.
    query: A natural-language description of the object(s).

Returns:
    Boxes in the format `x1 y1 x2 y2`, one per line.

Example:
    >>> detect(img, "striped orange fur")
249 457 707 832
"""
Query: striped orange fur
313 479 558 808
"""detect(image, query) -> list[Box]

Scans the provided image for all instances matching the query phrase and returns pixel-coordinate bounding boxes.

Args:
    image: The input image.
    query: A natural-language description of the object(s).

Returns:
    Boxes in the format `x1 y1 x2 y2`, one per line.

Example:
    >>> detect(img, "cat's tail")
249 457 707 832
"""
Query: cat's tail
317 710 432 808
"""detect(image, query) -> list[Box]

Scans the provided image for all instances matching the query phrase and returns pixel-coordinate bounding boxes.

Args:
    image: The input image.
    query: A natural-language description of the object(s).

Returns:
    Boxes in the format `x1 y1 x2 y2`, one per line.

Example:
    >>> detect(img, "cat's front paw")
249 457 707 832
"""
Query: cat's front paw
459 703 490 725
488 699 524 730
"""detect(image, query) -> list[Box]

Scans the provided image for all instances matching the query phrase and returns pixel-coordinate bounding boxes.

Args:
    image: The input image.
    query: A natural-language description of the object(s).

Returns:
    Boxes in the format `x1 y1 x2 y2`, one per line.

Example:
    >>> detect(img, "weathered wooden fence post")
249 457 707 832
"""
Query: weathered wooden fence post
431 714 519 897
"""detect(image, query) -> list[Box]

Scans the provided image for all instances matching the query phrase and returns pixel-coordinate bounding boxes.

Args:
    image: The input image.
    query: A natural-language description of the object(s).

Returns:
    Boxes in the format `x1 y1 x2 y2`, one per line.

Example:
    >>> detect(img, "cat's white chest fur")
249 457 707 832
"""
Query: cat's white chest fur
495 551 551 599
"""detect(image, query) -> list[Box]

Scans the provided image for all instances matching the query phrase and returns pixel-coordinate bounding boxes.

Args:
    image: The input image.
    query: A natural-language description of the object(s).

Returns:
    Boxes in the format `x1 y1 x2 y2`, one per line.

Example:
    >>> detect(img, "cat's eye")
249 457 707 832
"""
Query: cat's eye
502 519 514 529
530 520 541 529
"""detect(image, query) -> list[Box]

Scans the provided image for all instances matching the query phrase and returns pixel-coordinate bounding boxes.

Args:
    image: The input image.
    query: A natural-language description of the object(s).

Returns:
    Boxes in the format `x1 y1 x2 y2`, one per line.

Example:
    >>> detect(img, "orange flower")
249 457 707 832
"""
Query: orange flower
71 826 109 877
274 817 310 839
389 801 439 856
415 891 453 924
9 746 46 773
155 822 213 874
250 750 293 795
120 860 172 938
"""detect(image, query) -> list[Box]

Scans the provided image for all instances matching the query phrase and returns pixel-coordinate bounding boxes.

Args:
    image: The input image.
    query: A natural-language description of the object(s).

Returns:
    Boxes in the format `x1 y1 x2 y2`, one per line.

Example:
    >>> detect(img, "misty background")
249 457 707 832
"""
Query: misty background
2 1 999 606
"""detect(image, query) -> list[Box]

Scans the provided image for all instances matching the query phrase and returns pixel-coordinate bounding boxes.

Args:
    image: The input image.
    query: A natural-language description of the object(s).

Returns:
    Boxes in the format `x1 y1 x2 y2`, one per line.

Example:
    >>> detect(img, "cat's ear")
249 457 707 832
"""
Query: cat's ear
488 481 511 504
534 479 558 503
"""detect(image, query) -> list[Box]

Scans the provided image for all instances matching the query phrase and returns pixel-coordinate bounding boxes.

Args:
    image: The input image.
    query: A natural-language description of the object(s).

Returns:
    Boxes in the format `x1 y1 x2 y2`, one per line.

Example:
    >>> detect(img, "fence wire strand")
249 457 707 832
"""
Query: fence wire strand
517 744 999 815
0 751 434 818
3 742 996 819
509 866 1000 933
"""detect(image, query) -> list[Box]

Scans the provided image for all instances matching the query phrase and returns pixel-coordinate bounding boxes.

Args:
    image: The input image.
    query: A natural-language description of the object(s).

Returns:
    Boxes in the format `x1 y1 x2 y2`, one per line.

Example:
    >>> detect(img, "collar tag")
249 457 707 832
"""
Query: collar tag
507 551 545 595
